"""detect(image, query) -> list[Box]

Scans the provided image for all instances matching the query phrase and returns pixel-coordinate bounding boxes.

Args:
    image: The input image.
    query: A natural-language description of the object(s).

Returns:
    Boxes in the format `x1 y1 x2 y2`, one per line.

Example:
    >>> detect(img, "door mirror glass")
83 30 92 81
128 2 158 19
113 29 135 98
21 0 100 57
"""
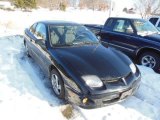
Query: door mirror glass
97 35 101 40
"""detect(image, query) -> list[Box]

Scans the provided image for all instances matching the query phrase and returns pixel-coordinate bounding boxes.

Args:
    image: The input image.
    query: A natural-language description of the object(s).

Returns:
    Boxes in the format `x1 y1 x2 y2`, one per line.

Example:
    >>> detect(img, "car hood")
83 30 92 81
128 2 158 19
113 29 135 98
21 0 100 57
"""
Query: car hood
143 33 160 43
51 44 132 81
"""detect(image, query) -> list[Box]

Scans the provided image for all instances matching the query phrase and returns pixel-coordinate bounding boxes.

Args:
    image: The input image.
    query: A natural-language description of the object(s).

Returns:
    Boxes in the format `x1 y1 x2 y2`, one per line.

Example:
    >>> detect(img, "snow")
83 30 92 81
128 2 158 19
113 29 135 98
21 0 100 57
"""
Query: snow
0 8 160 120
0 1 14 9
0 36 65 120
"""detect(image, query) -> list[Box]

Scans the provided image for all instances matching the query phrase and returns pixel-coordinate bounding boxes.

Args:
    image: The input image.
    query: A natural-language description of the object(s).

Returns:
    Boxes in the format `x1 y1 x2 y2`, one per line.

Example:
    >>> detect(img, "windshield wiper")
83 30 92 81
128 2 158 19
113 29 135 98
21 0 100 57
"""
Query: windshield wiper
53 43 74 47
73 41 98 45
53 41 98 47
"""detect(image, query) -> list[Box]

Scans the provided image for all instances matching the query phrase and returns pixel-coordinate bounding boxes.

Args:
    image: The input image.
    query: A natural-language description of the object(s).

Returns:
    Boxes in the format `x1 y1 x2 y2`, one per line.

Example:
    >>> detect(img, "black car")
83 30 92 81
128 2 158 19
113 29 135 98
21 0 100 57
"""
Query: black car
24 21 141 108
85 17 160 72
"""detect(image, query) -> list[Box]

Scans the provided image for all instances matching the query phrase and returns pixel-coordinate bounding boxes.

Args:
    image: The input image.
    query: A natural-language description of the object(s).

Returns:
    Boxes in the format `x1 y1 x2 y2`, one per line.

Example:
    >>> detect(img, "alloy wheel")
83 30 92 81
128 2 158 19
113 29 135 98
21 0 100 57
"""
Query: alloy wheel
25 44 29 56
141 55 156 68
51 74 61 95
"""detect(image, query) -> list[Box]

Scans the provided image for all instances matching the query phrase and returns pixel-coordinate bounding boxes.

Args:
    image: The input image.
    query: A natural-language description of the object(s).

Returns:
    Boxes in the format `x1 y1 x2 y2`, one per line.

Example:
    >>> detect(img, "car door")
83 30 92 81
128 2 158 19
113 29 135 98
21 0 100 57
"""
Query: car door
25 23 40 60
32 23 49 75
102 19 139 57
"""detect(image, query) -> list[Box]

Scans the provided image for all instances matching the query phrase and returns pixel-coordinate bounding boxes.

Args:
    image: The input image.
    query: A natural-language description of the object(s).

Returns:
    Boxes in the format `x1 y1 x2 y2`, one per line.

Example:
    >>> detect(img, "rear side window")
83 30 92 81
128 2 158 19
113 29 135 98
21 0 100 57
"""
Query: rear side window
157 22 160 27
149 18 158 25
105 19 113 28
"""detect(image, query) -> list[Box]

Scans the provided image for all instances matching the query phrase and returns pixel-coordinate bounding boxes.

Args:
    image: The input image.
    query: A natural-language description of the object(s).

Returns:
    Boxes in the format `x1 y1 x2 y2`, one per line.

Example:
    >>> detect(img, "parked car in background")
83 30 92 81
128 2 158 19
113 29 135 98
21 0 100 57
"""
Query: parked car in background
85 17 160 72
149 16 160 31
24 21 141 108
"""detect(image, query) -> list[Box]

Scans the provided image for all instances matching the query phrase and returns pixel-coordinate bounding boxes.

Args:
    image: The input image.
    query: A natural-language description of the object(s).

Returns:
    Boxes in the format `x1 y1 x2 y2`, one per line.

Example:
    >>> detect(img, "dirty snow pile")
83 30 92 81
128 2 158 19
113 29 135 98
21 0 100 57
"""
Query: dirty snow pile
0 9 160 120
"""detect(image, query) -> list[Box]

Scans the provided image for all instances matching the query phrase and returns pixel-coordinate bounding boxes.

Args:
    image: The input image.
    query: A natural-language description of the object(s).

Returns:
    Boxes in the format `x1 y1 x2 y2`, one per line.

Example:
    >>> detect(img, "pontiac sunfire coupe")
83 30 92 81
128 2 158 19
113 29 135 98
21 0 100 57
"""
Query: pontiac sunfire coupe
24 21 141 108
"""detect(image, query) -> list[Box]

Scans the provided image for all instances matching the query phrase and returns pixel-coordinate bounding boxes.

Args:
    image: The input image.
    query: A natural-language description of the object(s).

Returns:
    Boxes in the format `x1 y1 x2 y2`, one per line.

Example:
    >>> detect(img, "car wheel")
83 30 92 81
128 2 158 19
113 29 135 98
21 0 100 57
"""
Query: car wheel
24 42 31 57
50 69 65 99
139 52 160 71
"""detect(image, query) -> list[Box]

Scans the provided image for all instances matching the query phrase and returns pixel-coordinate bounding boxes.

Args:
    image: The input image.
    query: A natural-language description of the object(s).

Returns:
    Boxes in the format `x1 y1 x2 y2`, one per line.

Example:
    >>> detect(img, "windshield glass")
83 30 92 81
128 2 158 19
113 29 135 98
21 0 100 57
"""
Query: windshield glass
132 19 159 35
49 24 99 46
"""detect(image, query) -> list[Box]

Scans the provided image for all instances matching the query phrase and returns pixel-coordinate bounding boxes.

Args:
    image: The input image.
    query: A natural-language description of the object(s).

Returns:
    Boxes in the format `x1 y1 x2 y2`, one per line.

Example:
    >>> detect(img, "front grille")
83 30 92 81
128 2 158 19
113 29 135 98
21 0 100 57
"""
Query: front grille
103 78 124 86
125 72 132 80
104 78 120 83
102 72 132 86
103 97 119 104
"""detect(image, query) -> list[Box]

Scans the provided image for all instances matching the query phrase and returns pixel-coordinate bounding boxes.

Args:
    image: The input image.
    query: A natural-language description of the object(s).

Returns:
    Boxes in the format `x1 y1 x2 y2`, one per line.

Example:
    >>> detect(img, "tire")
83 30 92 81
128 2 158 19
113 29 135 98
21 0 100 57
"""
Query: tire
24 42 31 57
50 69 65 99
139 52 160 72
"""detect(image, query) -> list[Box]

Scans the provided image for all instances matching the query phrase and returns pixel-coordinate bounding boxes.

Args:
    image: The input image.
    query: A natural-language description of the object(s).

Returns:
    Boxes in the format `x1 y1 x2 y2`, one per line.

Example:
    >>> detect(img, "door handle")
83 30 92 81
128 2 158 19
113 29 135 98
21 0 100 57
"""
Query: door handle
30 39 35 43
30 39 36 43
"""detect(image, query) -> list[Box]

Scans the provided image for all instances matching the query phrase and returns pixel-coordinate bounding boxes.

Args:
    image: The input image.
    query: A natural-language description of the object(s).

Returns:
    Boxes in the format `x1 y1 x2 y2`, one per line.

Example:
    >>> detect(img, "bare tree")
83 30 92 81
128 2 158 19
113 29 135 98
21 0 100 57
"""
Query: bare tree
134 0 160 18
79 0 86 9
69 0 78 7
79 0 109 11
37 0 69 10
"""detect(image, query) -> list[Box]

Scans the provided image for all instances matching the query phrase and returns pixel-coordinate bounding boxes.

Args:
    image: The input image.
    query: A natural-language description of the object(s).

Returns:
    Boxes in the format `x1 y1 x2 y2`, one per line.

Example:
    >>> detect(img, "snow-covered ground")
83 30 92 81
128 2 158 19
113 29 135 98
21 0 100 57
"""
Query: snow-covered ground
0 1 14 9
0 9 159 120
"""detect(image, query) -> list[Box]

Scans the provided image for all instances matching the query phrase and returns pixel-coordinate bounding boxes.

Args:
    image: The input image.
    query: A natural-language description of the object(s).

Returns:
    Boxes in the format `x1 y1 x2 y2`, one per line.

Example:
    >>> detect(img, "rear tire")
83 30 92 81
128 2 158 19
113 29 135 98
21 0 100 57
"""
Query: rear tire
139 52 160 72
50 69 65 99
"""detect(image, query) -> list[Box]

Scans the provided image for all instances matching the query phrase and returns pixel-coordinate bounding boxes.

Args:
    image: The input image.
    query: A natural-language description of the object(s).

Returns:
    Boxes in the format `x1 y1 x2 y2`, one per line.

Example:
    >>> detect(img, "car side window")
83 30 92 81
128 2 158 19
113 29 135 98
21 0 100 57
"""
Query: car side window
113 20 134 34
149 18 158 25
30 23 37 34
35 23 47 41
157 22 160 27
104 19 113 28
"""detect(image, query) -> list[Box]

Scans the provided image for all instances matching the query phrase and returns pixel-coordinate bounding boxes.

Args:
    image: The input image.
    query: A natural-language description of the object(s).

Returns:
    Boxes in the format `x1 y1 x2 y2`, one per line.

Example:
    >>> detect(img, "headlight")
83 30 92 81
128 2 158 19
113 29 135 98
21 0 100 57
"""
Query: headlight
82 75 103 88
129 63 136 74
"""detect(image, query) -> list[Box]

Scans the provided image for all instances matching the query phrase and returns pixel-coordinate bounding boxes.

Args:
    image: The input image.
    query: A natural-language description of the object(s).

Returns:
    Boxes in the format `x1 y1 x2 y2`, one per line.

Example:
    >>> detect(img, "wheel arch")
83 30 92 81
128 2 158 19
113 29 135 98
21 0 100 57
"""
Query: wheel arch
24 38 26 46
136 47 160 59
49 64 83 94
49 65 58 76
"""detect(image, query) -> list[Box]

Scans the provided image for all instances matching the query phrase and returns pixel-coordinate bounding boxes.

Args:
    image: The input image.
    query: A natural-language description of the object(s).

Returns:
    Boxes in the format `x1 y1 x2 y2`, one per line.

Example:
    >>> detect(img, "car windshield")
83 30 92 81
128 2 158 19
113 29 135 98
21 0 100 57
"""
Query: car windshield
132 19 159 35
49 24 99 47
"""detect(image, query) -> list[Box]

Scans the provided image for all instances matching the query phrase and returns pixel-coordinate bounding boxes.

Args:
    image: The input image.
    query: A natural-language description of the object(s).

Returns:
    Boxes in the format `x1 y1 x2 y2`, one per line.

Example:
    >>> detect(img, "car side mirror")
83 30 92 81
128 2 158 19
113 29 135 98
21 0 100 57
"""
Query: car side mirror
35 39 47 50
97 35 101 43
35 39 43 43
97 35 101 40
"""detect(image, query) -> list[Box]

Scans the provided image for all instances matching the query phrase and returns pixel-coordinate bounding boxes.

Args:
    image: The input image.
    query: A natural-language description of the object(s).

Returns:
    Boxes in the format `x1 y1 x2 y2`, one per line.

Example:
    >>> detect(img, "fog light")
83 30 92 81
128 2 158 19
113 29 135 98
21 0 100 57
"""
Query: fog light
82 98 88 104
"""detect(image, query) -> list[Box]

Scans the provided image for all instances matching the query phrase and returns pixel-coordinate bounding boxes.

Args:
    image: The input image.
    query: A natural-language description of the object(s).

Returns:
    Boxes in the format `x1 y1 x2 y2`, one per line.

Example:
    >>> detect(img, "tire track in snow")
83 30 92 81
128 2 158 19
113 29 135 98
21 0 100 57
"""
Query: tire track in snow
121 96 160 120
0 36 67 120
134 83 160 108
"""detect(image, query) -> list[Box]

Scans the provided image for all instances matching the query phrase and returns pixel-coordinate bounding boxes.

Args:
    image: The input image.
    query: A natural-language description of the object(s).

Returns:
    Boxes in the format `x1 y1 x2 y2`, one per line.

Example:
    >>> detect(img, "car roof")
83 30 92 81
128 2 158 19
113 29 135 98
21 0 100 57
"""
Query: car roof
148 16 160 20
37 20 80 26
108 17 146 21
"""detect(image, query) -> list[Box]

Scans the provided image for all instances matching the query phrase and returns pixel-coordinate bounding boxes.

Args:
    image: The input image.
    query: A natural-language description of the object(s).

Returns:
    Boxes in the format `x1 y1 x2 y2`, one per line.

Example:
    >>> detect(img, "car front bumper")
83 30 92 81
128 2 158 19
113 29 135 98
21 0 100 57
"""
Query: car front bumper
65 74 141 109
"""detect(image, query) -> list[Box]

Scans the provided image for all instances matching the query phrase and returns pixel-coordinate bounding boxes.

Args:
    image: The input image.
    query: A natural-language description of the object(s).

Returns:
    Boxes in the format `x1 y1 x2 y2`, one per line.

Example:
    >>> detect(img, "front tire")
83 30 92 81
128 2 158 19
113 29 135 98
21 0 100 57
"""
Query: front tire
50 69 65 99
139 52 160 72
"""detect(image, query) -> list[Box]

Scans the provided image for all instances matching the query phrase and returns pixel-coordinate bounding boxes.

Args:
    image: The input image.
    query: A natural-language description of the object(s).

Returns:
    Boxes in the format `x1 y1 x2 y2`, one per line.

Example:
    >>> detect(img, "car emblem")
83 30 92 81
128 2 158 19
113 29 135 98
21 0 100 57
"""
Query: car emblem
122 78 127 86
